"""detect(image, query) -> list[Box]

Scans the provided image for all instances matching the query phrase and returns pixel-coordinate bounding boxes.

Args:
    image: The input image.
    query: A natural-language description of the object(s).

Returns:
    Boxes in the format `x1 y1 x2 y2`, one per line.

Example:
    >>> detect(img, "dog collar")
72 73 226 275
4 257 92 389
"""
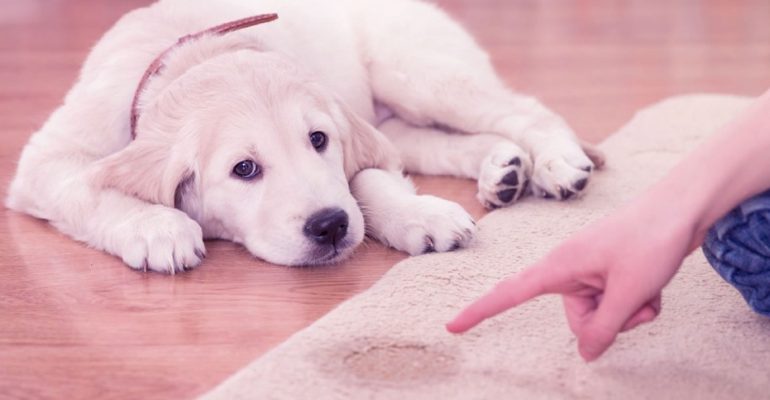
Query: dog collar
130 13 278 139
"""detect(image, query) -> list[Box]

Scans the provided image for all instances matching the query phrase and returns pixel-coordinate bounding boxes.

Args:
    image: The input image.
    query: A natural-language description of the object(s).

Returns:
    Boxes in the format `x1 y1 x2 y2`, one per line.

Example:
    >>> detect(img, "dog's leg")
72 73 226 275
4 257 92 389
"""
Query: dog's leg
6 152 205 274
349 168 475 255
360 1 601 202
379 118 532 209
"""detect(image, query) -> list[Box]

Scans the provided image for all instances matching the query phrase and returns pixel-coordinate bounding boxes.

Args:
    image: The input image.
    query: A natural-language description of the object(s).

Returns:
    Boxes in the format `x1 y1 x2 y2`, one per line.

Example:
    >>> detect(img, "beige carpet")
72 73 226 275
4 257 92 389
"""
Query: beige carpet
201 95 770 400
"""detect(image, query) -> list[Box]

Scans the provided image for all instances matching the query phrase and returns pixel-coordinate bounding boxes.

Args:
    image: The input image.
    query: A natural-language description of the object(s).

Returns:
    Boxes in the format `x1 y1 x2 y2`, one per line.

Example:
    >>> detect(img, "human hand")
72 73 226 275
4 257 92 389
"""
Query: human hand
446 201 697 361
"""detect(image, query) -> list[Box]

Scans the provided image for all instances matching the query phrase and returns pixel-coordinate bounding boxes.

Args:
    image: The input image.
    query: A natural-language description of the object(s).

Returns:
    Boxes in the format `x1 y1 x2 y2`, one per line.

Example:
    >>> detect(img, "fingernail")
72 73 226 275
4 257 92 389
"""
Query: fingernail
445 322 462 334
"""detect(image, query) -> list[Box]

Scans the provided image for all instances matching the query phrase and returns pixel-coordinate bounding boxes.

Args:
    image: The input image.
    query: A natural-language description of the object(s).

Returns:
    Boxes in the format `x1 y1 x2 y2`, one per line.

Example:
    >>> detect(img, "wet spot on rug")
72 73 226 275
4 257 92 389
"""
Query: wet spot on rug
315 337 460 386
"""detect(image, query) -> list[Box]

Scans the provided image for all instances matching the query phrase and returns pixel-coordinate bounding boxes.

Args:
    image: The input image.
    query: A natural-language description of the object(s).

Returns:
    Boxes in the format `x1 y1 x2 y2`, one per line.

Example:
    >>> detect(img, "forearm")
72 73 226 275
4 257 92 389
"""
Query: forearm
643 89 770 248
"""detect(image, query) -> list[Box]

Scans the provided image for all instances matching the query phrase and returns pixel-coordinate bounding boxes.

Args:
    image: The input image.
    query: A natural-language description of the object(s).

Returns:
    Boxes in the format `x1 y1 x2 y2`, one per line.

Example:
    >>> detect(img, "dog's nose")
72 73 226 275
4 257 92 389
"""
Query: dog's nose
303 208 349 246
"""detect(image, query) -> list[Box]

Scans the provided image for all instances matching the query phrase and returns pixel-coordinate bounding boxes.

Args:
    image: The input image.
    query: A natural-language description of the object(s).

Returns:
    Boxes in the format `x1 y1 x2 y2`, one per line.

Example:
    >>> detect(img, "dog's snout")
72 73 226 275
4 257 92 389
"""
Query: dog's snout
304 208 349 246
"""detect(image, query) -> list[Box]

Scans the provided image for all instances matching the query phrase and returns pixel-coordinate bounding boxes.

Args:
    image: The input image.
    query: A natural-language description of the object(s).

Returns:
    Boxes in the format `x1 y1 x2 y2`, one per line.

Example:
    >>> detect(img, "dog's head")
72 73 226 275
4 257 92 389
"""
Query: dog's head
94 50 399 265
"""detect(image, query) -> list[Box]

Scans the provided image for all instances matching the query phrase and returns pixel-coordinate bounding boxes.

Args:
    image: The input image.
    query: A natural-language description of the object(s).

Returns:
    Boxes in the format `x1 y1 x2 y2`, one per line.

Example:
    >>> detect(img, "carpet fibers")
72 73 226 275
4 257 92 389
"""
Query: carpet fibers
202 95 770 399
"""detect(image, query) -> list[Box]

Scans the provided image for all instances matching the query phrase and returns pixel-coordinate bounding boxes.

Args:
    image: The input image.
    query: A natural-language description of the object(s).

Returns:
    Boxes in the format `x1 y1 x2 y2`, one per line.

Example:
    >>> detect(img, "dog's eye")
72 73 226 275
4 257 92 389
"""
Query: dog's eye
309 131 328 151
232 160 261 180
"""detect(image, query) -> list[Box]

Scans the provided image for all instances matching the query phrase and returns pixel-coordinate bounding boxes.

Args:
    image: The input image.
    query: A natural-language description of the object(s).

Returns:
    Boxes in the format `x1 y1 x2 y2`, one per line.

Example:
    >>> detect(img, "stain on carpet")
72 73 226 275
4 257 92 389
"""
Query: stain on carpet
315 337 460 387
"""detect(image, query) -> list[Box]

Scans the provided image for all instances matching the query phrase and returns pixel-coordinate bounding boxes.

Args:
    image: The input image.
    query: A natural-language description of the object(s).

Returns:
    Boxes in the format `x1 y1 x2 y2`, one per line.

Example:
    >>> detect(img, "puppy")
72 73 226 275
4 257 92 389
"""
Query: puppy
6 0 601 273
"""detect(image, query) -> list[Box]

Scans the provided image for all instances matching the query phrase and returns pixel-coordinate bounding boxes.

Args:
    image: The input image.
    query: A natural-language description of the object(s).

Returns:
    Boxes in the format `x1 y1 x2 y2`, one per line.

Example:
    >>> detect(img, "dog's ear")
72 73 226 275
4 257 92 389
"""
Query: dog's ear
334 101 402 179
92 137 196 208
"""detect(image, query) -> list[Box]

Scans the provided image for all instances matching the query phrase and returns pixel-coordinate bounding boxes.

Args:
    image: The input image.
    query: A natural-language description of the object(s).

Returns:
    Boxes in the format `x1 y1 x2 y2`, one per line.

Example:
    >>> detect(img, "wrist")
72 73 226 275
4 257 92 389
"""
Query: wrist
629 173 710 253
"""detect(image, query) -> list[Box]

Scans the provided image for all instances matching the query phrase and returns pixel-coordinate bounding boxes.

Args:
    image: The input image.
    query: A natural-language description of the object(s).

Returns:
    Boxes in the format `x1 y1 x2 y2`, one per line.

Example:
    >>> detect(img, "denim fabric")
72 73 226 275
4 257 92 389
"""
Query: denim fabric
702 189 770 317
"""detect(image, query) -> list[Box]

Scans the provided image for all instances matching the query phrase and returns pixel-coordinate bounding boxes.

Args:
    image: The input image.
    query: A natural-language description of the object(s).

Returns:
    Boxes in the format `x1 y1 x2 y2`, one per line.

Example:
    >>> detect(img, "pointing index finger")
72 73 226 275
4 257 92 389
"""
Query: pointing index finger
445 262 564 333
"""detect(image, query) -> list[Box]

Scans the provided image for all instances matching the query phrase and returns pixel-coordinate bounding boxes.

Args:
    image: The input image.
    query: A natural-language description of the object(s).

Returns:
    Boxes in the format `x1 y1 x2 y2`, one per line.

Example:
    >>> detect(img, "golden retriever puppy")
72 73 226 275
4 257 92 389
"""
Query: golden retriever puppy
6 0 600 272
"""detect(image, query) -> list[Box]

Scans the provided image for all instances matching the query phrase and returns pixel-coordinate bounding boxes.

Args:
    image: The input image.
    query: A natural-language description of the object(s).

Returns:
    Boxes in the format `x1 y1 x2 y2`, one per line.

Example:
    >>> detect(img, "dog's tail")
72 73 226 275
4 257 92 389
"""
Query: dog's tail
580 140 606 170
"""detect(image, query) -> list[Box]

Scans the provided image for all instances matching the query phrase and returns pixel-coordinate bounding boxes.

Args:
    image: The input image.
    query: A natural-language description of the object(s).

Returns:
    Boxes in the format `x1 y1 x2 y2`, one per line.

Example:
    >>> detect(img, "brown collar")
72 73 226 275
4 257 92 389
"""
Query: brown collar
130 13 278 139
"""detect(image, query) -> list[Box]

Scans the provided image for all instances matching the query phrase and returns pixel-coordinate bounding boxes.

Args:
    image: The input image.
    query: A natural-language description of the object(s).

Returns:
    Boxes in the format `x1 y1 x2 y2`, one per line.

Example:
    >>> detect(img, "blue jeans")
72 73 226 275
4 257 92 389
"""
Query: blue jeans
702 189 770 317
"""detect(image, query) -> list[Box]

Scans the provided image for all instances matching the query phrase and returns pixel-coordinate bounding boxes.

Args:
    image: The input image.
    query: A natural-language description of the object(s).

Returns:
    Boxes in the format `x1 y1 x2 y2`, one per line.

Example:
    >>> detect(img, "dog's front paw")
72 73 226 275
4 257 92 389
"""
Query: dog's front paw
119 206 205 274
477 142 533 209
375 195 476 256
531 143 594 200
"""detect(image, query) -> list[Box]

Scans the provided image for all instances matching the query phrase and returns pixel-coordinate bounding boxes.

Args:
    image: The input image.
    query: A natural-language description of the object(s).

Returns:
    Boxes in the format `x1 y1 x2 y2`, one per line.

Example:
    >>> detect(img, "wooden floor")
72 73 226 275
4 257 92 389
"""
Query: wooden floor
2 1 769 398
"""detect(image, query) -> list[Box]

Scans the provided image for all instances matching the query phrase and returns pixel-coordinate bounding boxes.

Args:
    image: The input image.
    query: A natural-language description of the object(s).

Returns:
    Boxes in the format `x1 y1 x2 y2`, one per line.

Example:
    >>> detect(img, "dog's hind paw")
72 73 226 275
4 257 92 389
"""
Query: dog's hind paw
476 142 532 209
118 206 206 274
530 143 594 200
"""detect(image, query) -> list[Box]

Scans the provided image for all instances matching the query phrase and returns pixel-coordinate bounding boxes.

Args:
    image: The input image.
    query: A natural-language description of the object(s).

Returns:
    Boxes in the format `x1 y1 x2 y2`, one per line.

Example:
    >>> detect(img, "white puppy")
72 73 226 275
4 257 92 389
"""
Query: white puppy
6 0 601 273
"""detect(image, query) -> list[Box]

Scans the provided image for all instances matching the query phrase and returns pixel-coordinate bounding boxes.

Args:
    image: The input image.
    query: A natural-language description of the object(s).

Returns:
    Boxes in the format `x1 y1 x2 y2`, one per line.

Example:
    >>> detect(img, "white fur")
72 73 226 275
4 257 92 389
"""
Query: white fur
6 0 601 272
